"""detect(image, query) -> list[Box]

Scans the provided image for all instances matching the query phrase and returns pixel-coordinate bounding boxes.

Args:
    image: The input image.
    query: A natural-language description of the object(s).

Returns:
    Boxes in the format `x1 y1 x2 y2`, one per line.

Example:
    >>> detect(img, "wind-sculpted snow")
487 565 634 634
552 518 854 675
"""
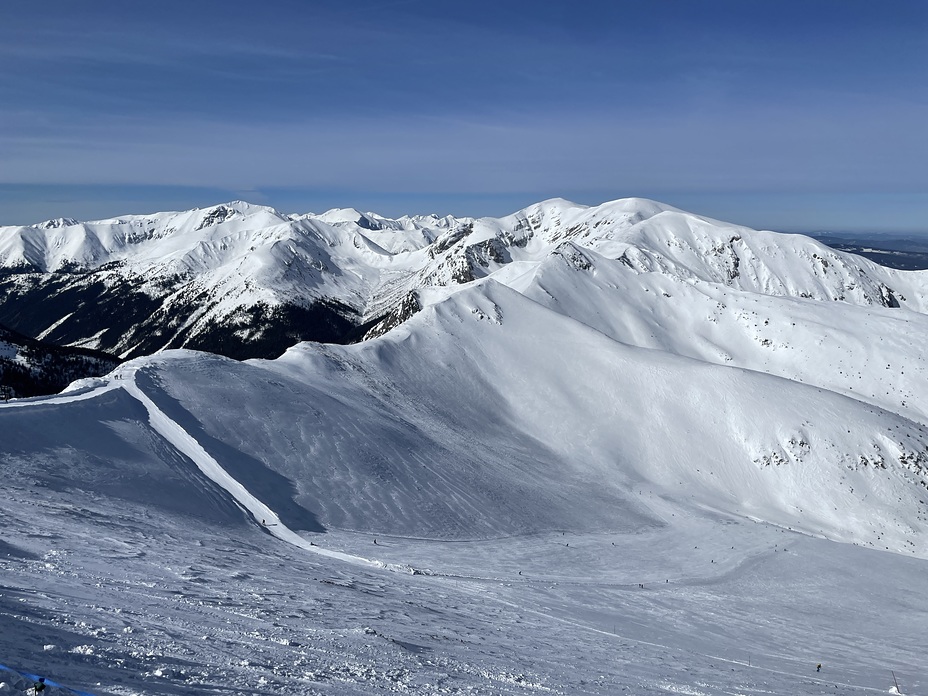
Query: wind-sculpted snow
4 280 927 552
2 282 928 693
115 366 418 575
513 243 928 424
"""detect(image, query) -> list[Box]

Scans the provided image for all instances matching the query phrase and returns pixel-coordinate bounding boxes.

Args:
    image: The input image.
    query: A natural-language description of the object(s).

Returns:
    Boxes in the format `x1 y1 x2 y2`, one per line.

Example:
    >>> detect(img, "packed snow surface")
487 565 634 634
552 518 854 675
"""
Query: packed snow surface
2 198 928 694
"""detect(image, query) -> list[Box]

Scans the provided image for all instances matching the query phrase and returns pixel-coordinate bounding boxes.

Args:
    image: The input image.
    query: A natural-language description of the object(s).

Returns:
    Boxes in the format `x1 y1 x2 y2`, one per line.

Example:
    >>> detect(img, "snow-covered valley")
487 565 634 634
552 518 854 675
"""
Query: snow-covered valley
2 198 928 694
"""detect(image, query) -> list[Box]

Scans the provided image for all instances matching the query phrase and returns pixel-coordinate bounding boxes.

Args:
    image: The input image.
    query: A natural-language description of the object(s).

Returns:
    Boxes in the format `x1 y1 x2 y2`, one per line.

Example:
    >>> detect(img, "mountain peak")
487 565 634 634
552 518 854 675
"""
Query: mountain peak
36 216 79 229
317 207 384 230
1 195 925 366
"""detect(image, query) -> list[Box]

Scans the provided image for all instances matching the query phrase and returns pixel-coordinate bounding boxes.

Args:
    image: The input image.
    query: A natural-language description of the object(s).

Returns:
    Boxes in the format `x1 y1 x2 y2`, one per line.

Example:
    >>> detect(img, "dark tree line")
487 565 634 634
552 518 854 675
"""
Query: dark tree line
0 324 121 398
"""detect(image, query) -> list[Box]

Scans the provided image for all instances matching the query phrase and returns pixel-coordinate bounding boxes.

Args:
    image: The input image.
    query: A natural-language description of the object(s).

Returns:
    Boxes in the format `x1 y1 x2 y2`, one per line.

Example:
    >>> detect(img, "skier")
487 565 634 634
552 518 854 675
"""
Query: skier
34 677 46 694
816 663 822 673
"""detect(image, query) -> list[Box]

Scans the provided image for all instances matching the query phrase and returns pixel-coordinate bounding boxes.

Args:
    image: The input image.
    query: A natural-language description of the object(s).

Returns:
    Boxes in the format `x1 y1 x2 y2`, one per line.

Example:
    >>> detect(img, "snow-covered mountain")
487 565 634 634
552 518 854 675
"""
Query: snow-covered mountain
5 194 928 548
1 197 923 360
3 197 928 694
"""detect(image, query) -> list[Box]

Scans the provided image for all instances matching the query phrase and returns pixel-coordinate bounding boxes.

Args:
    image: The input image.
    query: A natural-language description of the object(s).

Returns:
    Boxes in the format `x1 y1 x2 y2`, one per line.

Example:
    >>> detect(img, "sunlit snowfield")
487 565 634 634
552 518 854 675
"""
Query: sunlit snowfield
1 487 924 695
1 349 926 695
4 198 928 695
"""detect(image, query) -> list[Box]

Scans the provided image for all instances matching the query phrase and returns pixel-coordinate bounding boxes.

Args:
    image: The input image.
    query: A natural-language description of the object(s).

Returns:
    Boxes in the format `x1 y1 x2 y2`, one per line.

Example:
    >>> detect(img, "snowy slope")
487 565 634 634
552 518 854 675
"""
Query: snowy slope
3 197 928 694
2 275 928 693
3 469 925 696
3 276 928 550
120 283 928 548
508 242 928 424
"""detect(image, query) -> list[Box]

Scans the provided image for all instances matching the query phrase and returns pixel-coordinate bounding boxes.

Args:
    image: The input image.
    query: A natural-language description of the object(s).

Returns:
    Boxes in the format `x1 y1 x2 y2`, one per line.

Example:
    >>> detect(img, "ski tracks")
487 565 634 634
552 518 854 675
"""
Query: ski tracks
118 368 419 576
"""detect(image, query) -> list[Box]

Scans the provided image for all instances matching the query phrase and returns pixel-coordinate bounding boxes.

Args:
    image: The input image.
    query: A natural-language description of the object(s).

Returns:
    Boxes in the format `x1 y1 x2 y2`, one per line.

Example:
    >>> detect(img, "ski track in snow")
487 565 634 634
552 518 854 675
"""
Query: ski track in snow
3 337 928 692
116 368 418 576
3 375 908 696
0 368 427 584
0 381 120 408
433 567 896 696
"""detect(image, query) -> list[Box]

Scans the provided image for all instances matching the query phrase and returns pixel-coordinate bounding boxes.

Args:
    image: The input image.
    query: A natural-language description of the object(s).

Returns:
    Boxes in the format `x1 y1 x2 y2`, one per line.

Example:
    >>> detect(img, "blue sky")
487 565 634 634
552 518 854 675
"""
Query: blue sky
1 0 926 231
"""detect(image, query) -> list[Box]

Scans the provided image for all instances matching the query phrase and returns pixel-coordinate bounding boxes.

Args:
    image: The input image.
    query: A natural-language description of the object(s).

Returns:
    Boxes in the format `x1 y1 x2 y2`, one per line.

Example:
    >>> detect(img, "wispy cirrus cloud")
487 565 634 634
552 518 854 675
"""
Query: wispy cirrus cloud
1 0 926 229
3 95 925 196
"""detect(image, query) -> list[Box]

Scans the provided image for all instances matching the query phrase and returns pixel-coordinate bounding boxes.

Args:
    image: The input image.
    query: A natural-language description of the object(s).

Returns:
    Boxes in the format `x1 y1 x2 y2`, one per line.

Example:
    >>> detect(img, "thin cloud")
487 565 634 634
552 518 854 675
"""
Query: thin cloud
1 0 925 230
2 95 924 195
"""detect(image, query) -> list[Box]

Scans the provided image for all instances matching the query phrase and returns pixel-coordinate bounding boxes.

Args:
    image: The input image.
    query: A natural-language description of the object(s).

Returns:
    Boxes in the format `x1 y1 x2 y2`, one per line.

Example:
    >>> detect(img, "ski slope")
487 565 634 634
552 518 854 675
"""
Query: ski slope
2 281 928 693
0 409 924 695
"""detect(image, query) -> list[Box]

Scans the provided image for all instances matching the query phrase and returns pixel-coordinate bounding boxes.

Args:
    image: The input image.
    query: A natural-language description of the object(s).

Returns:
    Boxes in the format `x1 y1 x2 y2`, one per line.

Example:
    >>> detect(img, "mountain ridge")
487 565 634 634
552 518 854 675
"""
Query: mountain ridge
1 196 922 362
5 275 927 553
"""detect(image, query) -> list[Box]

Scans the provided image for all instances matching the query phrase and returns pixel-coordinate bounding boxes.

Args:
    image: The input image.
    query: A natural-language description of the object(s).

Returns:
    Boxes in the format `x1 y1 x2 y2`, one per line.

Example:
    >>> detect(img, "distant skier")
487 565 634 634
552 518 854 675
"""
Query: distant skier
34 677 46 694
816 663 822 673
373 539 377 545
